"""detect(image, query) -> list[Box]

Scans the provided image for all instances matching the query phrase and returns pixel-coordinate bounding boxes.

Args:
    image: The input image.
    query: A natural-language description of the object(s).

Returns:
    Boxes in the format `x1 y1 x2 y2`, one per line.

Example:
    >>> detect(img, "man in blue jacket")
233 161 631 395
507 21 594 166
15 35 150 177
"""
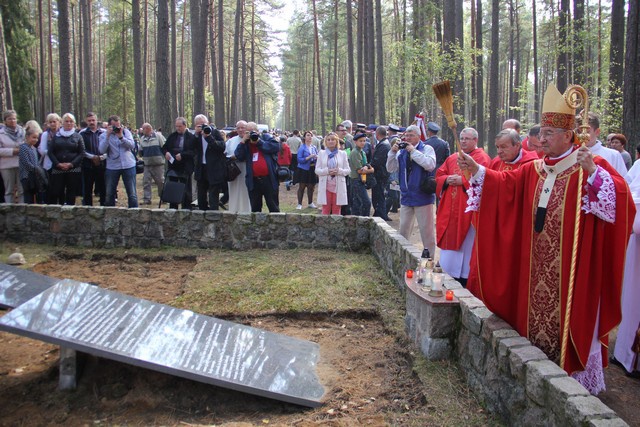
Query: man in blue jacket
386 125 437 258
235 121 280 213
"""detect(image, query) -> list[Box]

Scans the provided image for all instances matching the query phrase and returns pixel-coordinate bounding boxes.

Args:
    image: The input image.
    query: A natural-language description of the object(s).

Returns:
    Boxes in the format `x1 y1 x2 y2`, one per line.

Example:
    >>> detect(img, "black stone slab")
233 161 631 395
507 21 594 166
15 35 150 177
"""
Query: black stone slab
0 280 325 407
0 263 60 309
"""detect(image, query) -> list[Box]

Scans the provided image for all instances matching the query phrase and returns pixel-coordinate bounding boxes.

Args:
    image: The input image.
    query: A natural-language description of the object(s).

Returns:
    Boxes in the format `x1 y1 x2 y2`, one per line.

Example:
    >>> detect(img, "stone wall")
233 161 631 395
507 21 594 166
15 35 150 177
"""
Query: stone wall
0 204 627 426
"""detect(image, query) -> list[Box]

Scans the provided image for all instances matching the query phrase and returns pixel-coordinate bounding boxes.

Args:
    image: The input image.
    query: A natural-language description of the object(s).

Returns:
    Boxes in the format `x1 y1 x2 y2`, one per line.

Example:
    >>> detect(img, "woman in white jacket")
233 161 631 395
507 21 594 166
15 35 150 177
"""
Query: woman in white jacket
315 132 350 215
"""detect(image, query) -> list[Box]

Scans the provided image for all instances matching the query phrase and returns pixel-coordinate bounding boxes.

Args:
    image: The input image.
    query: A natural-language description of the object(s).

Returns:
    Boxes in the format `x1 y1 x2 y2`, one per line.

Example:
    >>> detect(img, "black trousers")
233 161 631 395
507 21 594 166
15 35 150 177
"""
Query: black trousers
82 167 106 206
249 176 279 213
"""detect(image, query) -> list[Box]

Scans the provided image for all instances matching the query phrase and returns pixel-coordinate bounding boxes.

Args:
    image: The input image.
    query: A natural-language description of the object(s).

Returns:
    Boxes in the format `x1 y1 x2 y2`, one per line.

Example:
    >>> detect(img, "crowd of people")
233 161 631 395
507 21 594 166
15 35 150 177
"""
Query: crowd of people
1 88 639 395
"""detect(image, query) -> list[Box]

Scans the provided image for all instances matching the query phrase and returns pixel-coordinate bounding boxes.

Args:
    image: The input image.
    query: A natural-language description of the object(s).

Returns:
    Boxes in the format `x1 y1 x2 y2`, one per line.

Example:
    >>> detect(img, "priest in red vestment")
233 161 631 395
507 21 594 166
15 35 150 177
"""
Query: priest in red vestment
435 127 491 286
489 128 539 171
459 84 635 395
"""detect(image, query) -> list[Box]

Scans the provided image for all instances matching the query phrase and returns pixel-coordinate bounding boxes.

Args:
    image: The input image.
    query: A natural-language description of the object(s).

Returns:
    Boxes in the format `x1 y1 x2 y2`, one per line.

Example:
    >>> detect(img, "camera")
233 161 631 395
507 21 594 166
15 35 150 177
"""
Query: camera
249 131 260 141
397 142 408 149
201 124 212 135
112 125 121 133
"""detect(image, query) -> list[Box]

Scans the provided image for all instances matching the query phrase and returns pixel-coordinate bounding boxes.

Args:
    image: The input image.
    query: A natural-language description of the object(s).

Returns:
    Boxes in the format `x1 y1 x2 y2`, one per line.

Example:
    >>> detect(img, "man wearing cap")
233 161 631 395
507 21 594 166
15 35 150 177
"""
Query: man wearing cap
386 125 437 257
489 128 538 171
458 84 635 394
425 122 450 170
435 127 490 284
387 124 401 145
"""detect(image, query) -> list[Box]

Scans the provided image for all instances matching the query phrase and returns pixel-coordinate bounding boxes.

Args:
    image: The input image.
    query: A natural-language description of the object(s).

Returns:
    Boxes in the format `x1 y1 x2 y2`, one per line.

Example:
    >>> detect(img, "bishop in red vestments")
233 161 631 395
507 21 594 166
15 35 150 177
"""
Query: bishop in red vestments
459 84 635 395
435 127 491 285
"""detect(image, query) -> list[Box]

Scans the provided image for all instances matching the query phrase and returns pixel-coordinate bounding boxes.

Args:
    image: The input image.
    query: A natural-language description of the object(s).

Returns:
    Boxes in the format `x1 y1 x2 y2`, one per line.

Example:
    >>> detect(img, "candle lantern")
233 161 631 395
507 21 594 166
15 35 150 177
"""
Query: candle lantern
429 263 445 297
445 290 454 301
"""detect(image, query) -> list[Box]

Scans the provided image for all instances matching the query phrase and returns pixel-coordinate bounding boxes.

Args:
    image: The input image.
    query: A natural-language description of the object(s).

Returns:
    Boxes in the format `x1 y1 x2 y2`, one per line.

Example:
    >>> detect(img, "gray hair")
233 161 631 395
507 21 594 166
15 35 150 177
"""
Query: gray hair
528 124 541 137
405 125 421 135
62 112 76 123
3 110 17 121
194 114 209 125
460 127 478 139
341 120 353 129
495 129 520 146
175 117 188 126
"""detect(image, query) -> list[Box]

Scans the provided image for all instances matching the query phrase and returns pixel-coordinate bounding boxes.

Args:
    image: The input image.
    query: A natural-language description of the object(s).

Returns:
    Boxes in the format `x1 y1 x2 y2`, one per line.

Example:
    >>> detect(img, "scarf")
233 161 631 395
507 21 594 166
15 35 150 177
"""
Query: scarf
3 125 25 143
328 148 338 170
58 128 76 138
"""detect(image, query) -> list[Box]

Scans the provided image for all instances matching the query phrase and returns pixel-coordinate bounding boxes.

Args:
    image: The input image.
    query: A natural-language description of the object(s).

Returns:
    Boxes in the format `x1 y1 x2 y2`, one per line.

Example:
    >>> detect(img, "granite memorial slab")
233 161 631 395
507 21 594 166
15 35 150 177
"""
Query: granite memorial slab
0 279 325 407
0 263 60 309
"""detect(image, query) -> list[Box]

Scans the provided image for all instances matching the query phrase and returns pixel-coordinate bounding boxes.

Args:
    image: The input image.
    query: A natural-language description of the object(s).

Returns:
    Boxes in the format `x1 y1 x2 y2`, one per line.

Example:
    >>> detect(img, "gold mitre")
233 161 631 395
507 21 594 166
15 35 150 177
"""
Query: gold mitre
541 84 575 130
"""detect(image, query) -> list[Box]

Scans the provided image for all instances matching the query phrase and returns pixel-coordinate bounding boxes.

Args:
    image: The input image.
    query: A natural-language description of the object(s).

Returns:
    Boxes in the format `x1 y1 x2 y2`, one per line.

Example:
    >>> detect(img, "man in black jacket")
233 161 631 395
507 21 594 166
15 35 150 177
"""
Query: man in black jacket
163 117 196 209
193 114 227 210
371 125 391 220
80 112 106 206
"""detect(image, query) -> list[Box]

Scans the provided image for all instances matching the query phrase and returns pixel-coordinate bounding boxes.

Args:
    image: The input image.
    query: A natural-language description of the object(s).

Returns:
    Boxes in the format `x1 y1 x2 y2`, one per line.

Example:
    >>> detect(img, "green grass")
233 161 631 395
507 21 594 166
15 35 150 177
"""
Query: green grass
175 248 404 323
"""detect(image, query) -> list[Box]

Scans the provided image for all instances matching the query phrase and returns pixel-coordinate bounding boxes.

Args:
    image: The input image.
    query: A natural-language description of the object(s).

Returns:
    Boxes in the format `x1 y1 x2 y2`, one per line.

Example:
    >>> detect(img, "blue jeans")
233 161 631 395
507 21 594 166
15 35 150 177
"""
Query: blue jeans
105 167 138 207
350 178 371 217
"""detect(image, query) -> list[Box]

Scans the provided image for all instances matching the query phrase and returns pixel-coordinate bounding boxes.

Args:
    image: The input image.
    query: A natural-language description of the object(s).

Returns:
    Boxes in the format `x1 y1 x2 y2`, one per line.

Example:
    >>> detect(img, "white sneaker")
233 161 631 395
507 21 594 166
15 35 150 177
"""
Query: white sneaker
309 203 318 209
296 204 303 210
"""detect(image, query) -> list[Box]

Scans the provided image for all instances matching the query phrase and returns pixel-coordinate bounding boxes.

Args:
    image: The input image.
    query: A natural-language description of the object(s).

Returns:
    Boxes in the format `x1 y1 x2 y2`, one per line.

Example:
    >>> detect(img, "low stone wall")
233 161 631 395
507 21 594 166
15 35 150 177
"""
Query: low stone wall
0 204 627 426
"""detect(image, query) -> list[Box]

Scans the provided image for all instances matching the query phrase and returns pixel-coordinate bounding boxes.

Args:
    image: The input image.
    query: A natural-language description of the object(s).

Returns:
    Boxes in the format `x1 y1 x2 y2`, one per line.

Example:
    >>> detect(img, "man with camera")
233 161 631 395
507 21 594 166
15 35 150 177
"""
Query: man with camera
98 115 138 207
163 117 196 209
193 114 227 211
234 121 280 213
386 125 437 258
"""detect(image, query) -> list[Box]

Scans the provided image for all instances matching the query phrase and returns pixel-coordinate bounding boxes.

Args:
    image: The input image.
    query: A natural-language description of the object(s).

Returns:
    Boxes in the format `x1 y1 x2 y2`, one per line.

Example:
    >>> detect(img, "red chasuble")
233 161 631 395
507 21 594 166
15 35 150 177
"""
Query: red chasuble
436 148 491 250
467 154 635 375
489 149 539 172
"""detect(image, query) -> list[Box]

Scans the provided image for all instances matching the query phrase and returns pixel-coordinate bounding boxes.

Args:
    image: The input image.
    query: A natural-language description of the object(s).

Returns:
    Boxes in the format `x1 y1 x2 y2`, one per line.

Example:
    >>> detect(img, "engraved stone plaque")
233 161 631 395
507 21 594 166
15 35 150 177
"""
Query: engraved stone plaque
0 263 59 309
0 280 325 407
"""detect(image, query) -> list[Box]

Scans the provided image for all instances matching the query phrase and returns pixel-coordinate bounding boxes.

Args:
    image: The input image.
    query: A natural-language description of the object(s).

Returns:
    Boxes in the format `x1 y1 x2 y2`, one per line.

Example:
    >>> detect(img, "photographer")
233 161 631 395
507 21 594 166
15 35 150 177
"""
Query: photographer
98 115 138 207
385 125 436 258
234 121 280 213
193 114 227 210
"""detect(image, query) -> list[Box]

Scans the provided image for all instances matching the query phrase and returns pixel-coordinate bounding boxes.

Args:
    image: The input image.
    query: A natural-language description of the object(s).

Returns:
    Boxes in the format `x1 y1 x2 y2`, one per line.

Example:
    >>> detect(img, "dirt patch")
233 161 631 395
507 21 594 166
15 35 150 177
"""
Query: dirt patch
0 255 492 426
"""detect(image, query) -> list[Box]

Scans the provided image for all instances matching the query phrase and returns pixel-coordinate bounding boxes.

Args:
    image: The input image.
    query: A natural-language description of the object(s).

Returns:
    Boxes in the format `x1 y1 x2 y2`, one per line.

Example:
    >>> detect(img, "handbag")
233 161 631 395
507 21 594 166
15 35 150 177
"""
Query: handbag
420 174 437 194
364 174 377 190
28 166 49 193
136 159 144 174
277 166 291 182
226 159 241 181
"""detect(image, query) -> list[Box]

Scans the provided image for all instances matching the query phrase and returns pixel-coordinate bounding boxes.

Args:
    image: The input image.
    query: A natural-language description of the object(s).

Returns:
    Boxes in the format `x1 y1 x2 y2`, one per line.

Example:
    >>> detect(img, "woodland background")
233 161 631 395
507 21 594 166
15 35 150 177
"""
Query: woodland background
0 0 638 156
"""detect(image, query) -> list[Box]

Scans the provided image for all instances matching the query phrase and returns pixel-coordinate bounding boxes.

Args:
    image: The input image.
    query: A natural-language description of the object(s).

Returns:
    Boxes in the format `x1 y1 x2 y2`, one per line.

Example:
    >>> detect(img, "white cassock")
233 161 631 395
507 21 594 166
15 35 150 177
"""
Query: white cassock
226 135 252 213
613 175 640 373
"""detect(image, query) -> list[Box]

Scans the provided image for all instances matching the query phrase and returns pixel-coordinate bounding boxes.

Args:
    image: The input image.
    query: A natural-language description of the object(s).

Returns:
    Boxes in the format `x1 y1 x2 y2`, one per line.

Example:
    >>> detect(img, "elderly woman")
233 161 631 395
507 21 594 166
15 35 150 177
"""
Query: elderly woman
315 132 350 215
19 121 46 204
48 113 85 205
295 131 319 209
38 113 62 203
0 110 25 203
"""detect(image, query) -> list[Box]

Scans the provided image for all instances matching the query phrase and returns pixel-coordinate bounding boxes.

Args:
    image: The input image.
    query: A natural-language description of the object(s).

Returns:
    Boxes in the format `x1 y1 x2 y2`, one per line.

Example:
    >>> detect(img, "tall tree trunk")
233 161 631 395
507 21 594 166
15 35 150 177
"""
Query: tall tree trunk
475 0 484 144
170 0 178 120
0 9 12 111
209 0 220 125
311 0 326 136
81 0 93 113
121 5 128 122
58 0 73 113
573 0 585 85
356 0 365 120
250 0 256 119
556 0 570 92
143 0 148 120
623 0 639 149
531 0 539 121
156 0 172 134
609 0 625 112
216 0 225 126
72 4 79 115
346 0 356 119
230 0 243 122
133 0 144 126
38 0 46 119
332 0 339 127
190 0 209 116
375 0 385 124
179 3 187 115
47 0 54 112
366 0 376 123
488 0 500 157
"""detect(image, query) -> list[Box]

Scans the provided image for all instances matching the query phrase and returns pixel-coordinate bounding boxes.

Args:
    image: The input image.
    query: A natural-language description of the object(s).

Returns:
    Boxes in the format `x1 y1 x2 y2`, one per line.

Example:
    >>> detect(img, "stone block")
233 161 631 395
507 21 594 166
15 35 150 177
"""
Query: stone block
419 336 452 360
497 380 525 421
468 333 487 371
452 288 472 298
548 376 591 418
461 304 492 335
497 336 531 360
405 314 416 341
509 345 548 381
525 360 567 405
587 419 630 427
204 210 223 221
563 396 617 426
423 304 458 338
59 346 77 390
513 401 554 427
480 313 513 342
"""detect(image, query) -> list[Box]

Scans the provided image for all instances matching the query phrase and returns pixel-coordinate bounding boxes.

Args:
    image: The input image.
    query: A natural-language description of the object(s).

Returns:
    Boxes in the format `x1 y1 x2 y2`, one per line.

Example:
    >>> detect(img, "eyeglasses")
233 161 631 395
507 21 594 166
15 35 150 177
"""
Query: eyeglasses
539 129 567 139
460 137 476 141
